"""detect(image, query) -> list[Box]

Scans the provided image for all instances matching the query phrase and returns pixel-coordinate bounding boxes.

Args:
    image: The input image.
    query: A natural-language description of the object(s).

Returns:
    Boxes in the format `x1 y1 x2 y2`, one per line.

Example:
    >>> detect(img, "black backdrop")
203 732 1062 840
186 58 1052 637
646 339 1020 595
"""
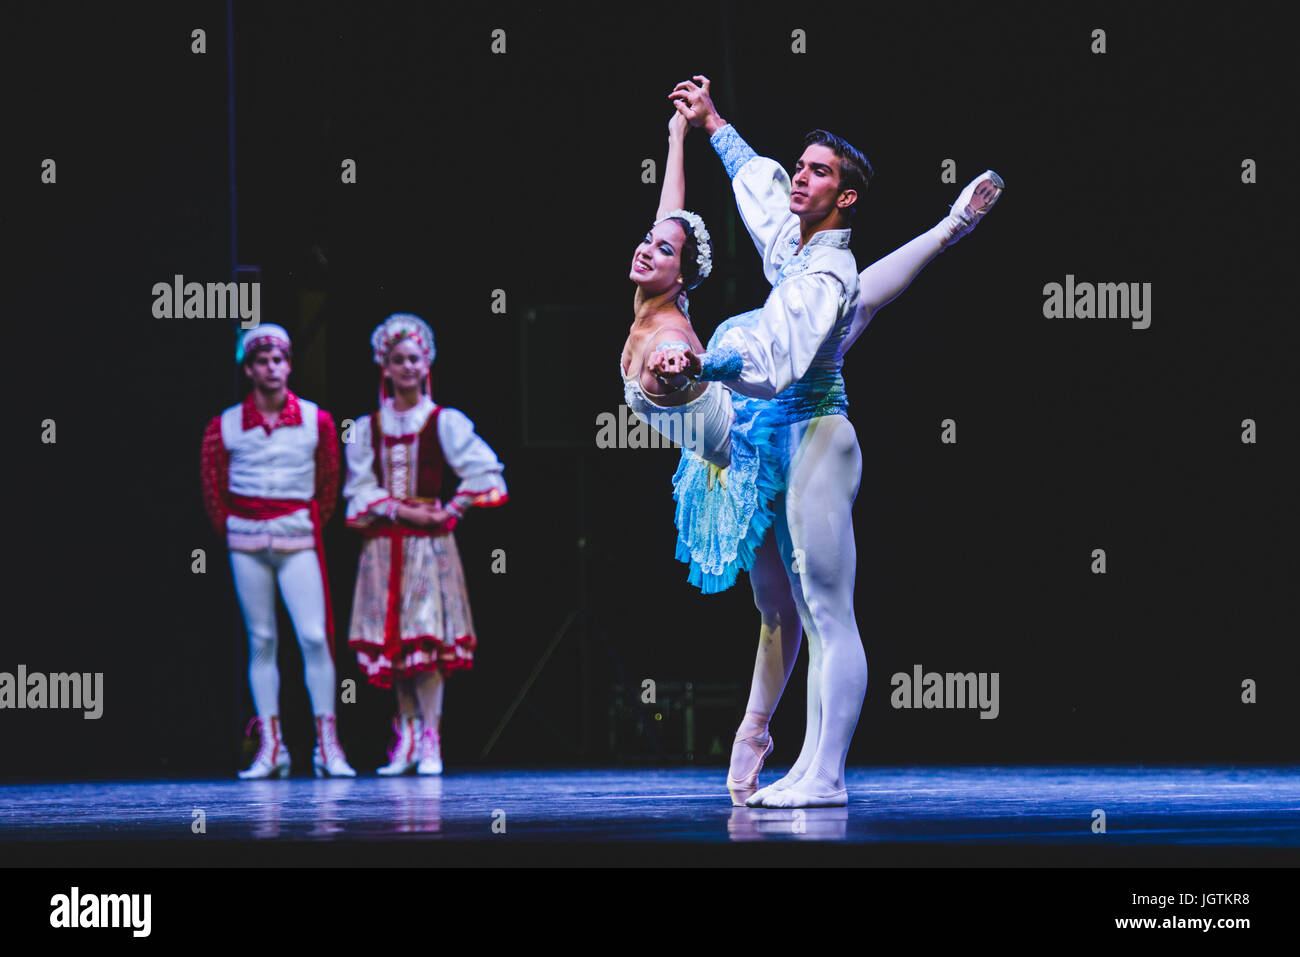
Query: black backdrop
9 0 1297 778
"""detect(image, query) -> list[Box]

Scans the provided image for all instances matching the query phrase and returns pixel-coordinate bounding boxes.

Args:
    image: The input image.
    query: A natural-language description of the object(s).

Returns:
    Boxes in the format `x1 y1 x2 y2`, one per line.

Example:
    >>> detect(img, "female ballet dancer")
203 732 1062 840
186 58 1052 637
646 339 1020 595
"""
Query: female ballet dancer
622 112 785 597
344 313 507 775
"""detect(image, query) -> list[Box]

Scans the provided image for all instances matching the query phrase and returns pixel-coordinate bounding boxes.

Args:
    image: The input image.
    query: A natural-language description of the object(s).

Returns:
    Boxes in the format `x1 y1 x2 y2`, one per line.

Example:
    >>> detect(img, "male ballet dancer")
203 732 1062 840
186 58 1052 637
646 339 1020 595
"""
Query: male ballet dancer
658 76 1002 807
201 324 356 778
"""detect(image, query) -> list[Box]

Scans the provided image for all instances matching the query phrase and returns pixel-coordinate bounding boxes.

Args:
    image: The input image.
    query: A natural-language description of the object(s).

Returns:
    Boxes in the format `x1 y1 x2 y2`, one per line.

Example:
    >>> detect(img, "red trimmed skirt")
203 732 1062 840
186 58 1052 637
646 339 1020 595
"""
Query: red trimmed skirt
348 532 477 688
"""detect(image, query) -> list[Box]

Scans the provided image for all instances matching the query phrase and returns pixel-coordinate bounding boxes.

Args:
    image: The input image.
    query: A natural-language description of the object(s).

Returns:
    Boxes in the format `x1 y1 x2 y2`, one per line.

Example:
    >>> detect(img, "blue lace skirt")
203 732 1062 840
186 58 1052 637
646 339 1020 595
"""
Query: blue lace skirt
669 307 849 593
671 389 787 593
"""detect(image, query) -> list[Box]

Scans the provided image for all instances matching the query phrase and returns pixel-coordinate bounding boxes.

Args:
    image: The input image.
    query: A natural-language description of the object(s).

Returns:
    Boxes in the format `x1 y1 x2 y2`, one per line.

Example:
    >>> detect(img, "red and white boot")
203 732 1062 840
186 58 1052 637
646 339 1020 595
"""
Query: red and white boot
312 714 357 777
239 716 290 780
417 726 443 776
376 715 424 776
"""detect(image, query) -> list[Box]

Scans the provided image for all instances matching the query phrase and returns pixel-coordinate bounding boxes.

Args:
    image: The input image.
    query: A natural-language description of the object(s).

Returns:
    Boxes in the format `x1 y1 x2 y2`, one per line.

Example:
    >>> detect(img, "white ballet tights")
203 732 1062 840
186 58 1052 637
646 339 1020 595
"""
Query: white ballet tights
230 548 337 719
741 416 866 808
845 218 960 354
732 194 990 806
394 670 446 732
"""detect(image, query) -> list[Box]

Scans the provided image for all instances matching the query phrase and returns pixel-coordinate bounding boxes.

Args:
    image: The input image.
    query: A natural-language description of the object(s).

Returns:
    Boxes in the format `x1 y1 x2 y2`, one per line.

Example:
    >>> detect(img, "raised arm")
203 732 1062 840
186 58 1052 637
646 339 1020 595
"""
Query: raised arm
671 75 792 269
655 111 690 222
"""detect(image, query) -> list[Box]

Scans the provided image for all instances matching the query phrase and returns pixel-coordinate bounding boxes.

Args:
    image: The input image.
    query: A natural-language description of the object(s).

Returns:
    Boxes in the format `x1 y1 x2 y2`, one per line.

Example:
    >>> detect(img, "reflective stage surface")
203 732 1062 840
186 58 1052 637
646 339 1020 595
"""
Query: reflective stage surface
3 766 1297 864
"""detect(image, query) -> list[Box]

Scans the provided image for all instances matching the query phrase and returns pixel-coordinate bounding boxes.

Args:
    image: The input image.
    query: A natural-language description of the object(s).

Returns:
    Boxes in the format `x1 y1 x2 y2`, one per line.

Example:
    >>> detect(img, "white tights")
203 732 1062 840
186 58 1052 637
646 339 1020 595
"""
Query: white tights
732 416 865 804
731 216 959 805
230 548 336 719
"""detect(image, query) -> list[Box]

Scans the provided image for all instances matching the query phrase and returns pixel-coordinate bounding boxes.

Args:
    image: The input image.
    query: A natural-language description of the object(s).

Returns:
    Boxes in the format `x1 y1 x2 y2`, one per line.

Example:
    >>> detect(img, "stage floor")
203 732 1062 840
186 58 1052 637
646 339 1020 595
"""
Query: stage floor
3 766 1297 864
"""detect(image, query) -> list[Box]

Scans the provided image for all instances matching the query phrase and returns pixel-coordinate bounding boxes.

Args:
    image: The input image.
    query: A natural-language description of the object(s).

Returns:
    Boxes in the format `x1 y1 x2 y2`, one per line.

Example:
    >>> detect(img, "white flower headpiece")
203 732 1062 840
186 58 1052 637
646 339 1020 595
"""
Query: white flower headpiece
654 209 713 287
371 313 436 367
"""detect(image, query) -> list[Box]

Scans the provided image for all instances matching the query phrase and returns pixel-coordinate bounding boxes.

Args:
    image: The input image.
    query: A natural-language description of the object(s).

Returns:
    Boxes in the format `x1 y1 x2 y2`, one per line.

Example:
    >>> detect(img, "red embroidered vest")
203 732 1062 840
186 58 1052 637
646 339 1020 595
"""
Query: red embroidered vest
371 406 445 499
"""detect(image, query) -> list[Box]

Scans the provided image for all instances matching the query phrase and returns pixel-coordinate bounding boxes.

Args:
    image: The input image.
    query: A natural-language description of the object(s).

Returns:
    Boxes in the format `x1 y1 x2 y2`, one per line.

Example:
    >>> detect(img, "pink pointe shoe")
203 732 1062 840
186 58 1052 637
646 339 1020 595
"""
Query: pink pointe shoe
726 731 774 807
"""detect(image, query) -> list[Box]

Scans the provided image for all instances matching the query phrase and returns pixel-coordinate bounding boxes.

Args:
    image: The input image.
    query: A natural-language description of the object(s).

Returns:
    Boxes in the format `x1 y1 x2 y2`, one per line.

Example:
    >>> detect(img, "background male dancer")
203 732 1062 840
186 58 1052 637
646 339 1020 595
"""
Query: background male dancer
201 324 356 778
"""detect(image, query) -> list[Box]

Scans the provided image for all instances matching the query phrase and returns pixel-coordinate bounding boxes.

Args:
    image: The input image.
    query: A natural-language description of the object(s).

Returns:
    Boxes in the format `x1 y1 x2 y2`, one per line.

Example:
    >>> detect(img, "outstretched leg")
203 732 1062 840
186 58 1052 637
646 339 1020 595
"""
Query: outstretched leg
727 522 801 805
756 415 865 808
845 170 1004 353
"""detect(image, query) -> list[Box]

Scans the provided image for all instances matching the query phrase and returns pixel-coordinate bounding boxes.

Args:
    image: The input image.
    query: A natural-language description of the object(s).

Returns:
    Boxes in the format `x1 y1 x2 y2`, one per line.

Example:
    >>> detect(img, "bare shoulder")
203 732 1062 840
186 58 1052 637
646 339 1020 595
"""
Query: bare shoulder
647 323 703 355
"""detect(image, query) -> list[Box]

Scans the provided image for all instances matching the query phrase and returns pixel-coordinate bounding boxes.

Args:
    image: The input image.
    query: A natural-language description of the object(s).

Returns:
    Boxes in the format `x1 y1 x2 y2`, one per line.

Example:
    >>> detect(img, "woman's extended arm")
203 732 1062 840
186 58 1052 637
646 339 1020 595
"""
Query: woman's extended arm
655 111 690 220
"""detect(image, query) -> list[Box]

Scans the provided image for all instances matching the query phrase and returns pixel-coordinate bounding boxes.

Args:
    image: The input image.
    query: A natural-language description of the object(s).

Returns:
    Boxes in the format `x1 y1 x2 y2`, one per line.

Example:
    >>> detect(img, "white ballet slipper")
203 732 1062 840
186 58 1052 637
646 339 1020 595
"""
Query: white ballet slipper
941 170 1004 246
755 784 848 808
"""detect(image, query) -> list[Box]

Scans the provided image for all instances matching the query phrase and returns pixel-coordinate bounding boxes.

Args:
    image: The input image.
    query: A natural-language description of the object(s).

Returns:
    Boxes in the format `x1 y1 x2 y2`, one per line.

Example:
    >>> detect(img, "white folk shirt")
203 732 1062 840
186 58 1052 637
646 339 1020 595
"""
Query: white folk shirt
343 395 507 525
201 391 335 551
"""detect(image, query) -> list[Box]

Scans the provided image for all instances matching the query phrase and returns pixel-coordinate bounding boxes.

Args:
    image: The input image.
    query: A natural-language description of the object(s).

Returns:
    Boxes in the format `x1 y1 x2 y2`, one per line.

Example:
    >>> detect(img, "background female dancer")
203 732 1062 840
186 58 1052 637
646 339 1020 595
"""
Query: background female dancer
344 314 507 775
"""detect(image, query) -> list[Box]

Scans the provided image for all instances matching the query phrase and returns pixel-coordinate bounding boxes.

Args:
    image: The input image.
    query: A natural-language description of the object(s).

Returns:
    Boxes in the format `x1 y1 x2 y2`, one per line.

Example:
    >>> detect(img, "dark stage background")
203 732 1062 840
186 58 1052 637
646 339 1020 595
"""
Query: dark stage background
9 0 1297 778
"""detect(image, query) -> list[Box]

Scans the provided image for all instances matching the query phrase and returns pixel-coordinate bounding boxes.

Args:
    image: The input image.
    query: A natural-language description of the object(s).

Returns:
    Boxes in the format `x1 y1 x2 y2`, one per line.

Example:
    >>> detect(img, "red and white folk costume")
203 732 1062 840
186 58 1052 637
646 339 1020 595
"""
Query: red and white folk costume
344 396 507 684
200 323 355 778
344 313 507 775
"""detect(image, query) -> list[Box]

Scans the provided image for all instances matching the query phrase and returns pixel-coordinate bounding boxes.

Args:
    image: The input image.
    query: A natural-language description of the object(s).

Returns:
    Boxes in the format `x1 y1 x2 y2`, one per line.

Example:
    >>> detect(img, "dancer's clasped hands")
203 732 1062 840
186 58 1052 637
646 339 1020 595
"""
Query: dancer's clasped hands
647 346 700 380
668 75 723 133
397 501 452 528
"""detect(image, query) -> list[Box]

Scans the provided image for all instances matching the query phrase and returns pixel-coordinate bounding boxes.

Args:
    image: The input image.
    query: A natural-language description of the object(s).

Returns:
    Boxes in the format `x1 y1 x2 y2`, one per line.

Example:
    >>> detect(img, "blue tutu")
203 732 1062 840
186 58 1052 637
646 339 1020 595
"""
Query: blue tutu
670 305 851 593
671 310 789 594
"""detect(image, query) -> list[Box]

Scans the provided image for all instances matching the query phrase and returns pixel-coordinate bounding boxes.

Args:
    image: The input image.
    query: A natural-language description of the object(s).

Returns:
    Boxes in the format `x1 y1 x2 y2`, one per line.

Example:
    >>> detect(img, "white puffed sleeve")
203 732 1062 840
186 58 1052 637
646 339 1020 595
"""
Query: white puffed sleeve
704 272 851 400
710 123 795 283
342 414 393 525
732 159 797 283
437 407 508 513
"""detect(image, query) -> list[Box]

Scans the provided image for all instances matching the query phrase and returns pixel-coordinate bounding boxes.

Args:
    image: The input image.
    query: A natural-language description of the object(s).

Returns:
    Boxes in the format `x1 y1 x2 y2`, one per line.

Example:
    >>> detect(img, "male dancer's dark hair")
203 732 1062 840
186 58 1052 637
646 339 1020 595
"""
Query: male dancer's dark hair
803 129 874 222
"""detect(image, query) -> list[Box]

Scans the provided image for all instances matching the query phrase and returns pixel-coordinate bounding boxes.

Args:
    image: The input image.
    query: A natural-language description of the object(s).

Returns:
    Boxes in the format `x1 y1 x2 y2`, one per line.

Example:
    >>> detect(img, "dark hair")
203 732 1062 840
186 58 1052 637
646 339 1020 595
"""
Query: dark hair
665 216 704 290
243 341 292 367
802 129 874 223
